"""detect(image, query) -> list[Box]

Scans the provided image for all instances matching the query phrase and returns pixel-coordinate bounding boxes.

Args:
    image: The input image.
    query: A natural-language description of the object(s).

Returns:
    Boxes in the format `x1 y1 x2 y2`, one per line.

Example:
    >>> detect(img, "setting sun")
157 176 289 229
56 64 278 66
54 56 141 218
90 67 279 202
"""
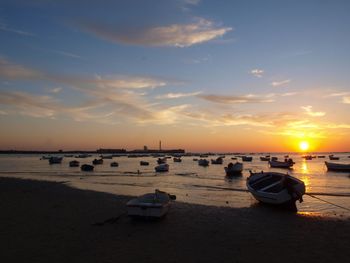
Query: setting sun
299 141 310 152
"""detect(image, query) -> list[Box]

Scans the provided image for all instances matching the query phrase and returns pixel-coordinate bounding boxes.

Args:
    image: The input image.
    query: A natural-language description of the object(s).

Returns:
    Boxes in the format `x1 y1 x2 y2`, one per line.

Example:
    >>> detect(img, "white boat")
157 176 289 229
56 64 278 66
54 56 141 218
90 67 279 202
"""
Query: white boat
224 162 243 176
269 158 294 168
325 161 350 172
247 171 305 205
329 155 339 160
155 163 169 172
126 189 176 218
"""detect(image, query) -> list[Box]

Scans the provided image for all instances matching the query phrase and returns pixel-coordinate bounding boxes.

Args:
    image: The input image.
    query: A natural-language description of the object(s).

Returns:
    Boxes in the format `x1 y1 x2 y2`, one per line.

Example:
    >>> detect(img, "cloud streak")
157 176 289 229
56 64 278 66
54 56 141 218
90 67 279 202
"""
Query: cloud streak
301 105 326 117
271 79 291 87
156 91 201 99
250 69 264 78
197 93 275 104
79 18 232 47
0 23 34 36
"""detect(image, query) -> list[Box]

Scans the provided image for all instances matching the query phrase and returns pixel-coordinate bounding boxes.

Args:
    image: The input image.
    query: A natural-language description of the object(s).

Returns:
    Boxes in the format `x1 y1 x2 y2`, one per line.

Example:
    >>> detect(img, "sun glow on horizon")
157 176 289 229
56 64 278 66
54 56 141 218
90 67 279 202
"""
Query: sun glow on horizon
299 141 309 152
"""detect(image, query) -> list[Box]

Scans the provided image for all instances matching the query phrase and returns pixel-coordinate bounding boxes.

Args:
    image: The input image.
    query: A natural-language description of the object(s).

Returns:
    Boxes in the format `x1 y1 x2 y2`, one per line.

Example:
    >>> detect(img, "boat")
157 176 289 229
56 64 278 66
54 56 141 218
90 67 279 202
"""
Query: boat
269 158 294 168
75 153 89 158
193 158 198 161
140 161 149 166
224 162 243 176
247 171 305 205
92 158 103 165
199 154 208 158
329 155 339 160
69 160 80 167
325 161 350 172
271 157 278 161
126 189 176 218
302 155 313 160
157 157 167 164
155 163 169 172
317 155 326 158
81 164 94 171
198 159 209 166
260 156 270 161
110 162 119 167
241 156 253 162
173 157 182 162
231 157 237 160
41 155 51 160
64 154 73 157
49 156 63 164
211 157 223 164
101 155 113 159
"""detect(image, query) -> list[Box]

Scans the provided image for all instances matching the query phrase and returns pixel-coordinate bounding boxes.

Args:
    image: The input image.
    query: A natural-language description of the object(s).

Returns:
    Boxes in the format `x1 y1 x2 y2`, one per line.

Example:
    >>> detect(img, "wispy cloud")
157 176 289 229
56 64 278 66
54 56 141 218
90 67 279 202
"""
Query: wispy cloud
325 92 349 97
271 79 291 87
0 58 43 80
52 50 82 59
50 87 62 94
301 105 326 117
79 17 232 47
281 92 297 97
342 96 350 104
0 23 34 36
197 93 275 104
250 69 264 78
156 91 201 99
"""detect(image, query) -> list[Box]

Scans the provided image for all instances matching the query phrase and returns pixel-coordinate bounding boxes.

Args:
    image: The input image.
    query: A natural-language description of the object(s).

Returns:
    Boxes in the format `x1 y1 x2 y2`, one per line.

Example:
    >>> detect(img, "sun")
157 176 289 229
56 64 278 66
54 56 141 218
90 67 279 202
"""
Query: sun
299 141 309 152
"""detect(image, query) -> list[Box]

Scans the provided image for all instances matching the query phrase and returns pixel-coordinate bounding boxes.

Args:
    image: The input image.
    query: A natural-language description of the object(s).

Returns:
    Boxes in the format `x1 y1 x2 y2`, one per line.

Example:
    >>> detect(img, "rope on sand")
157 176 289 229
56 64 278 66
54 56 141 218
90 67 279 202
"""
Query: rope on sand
306 193 350 212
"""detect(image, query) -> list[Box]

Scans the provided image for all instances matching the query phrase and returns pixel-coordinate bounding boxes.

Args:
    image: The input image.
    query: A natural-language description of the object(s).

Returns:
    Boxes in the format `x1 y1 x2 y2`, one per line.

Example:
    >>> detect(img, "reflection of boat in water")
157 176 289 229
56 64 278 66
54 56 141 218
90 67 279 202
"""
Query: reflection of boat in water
110 162 119 167
211 157 223 164
155 163 169 172
247 171 305 205
126 189 176 218
269 159 294 168
49 156 63 164
198 159 209 167
69 160 80 167
224 162 243 176
325 161 350 172
92 158 103 165
81 164 94 171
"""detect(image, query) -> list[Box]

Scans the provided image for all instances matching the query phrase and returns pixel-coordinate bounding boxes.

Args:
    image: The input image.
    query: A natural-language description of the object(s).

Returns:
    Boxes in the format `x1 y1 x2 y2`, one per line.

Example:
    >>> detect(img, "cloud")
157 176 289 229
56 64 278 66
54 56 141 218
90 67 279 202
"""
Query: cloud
281 92 297 97
271 79 291 87
325 92 349 97
52 50 82 59
156 91 201 99
250 69 264 78
0 58 43 80
197 93 275 104
0 23 34 36
301 105 326 117
79 17 232 47
50 87 62 94
342 96 350 104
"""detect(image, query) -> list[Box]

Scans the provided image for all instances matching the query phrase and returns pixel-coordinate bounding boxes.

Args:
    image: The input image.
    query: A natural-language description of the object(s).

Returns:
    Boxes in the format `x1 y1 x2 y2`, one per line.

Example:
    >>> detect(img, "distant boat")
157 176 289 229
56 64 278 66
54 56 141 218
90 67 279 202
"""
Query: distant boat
198 159 209 167
173 157 182 162
75 153 89 158
317 155 326 158
41 155 51 160
49 156 63 164
64 154 73 157
199 154 208 158
110 162 119 167
101 155 113 159
302 155 313 160
126 189 176 218
269 159 294 168
325 161 350 172
193 158 198 161
231 157 237 160
157 157 167 164
329 155 339 160
155 163 169 172
140 161 149 166
247 171 305 205
69 160 80 167
224 162 243 176
92 158 103 165
81 164 94 171
241 156 253 162
211 157 223 164
260 156 270 161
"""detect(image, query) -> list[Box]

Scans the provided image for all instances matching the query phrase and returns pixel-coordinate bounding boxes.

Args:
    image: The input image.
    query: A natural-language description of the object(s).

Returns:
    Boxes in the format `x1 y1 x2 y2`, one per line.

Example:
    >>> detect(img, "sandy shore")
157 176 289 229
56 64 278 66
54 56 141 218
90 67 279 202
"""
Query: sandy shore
1 177 349 263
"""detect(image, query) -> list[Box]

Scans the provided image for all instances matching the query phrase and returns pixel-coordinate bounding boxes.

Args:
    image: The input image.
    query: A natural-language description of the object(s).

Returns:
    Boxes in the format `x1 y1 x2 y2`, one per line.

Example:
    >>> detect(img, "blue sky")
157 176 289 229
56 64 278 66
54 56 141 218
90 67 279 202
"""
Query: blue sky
0 0 350 151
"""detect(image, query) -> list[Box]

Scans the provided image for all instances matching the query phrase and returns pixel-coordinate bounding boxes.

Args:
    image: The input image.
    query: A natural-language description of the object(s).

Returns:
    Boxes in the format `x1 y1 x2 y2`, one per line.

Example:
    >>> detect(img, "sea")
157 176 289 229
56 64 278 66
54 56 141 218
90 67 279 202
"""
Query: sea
1 153 350 218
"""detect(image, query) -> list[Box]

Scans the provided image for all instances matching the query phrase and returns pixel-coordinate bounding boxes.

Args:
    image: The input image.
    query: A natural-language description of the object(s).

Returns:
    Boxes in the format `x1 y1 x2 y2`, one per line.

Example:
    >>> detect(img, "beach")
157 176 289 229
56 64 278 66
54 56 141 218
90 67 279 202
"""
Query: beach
1 177 349 263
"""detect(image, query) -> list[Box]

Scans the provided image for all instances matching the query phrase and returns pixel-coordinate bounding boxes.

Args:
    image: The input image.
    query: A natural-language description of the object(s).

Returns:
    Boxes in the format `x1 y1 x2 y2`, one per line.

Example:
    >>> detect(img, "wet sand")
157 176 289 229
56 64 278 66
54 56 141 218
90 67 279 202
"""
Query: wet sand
1 177 349 263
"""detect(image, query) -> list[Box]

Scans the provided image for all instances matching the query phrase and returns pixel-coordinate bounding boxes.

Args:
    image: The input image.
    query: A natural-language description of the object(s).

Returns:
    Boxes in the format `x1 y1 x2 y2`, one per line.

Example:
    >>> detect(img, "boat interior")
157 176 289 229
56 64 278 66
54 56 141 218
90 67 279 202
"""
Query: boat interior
250 174 298 193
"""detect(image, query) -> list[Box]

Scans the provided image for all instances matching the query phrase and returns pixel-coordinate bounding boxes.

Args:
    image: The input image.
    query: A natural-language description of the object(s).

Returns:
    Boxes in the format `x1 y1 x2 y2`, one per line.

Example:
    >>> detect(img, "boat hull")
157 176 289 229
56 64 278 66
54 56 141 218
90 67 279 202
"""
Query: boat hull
325 161 350 172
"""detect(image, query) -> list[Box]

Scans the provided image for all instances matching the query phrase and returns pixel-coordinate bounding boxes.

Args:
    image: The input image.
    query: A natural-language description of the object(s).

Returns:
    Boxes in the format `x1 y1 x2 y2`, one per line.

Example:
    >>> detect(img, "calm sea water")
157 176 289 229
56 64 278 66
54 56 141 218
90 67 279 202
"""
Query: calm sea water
1 153 350 218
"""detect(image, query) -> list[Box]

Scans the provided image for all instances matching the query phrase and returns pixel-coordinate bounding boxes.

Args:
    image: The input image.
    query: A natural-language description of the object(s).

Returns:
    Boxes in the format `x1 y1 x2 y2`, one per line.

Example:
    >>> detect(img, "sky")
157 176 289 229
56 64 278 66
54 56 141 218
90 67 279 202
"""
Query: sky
0 0 350 152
